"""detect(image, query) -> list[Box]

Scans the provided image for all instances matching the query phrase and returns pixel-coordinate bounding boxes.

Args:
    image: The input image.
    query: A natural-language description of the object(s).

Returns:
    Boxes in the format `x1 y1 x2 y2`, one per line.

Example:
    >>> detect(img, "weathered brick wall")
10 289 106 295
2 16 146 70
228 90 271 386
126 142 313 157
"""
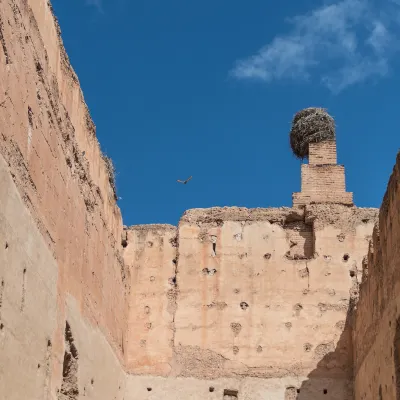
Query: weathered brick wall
121 205 377 399
353 151 400 400
0 0 391 399
293 141 353 207
309 141 337 165
0 1 130 398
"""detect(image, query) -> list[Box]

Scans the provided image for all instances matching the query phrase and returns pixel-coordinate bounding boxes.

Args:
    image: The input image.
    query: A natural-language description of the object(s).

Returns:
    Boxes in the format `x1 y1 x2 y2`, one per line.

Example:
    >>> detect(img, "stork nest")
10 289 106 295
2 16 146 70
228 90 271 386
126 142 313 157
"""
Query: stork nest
290 107 336 159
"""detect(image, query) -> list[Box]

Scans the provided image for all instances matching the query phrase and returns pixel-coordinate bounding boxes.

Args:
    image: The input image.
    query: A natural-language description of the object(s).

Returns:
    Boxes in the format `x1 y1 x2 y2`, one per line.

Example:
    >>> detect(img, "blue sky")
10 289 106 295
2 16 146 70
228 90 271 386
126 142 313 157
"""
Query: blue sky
52 0 399 225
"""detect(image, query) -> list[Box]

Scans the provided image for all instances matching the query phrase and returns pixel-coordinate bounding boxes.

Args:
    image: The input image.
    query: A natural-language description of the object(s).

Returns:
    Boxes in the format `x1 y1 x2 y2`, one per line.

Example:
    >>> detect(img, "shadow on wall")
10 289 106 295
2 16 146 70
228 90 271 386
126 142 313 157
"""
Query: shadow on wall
289 300 354 400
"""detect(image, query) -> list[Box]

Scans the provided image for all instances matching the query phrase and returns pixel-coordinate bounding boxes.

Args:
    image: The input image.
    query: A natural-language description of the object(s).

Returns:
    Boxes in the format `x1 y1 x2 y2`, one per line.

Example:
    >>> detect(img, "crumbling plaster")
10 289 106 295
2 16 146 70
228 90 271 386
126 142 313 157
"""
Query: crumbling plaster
0 0 398 399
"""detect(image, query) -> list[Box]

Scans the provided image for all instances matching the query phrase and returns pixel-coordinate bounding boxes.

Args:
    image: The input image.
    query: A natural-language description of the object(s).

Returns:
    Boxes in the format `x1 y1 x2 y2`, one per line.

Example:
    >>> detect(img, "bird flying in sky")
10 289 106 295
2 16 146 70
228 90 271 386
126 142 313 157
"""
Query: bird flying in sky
177 176 192 185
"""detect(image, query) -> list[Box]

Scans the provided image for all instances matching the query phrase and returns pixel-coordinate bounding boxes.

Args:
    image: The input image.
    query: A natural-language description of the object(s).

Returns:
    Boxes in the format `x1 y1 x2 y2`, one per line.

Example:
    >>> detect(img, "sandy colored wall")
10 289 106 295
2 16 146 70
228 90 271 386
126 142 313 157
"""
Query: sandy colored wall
123 224 177 376
1 0 395 399
61 295 126 400
0 0 129 398
0 152 58 399
353 152 400 400
122 206 377 399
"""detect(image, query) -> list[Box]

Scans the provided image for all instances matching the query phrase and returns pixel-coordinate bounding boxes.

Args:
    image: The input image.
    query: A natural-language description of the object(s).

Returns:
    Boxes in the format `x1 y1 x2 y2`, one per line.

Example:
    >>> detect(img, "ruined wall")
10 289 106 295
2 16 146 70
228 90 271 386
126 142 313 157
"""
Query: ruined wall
0 0 392 399
353 152 400 400
123 224 177 376
0 0 129 398
123 205 377 399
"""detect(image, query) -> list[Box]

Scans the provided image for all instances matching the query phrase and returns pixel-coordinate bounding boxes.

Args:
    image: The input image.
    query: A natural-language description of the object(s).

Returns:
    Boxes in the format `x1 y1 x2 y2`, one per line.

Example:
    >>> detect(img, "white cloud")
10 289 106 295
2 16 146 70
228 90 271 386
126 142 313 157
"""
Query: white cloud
85 0 103 13
231 0 400 92
367 21 391 52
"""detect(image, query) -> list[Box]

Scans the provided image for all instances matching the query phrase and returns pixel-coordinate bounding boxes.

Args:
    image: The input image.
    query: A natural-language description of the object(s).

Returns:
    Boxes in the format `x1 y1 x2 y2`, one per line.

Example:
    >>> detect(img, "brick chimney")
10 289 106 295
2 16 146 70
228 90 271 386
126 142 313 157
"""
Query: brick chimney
292 140 353 207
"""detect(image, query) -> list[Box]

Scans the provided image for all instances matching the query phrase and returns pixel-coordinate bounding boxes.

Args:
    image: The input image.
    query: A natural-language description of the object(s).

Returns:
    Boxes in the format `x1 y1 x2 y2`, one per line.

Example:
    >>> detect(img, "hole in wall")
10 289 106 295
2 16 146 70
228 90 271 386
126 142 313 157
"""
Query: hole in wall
0 323 4 330
362 218 369 224
264 253 271 260
297 389 300 393
323 389 327 394
209 387 215 392
294 303 303 315
223 389 238 398
147 388 152 392
234 233 242 241
212 242 217 256
28 106 33 127
168 276 177 286
304 343 312 352
230 322 242 336
240 302 249 310
285 322 292 330
147 241 153 248
202 268 217 276
349 270 355 278
337 233 345 242
59 322 78 400
172 258 177 265
121 239 128 248
91 379 94 385
298 267 309 279
5 242 8 249
343 254 350 262
284 220 314 260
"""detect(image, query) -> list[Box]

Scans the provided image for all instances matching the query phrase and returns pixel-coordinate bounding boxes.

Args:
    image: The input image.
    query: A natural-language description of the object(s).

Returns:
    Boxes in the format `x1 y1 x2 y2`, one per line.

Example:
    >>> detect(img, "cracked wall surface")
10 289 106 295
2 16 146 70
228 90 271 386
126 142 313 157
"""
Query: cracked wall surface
0 0 398 399
122 205 377 399
0 0 129 398
353 152 400 400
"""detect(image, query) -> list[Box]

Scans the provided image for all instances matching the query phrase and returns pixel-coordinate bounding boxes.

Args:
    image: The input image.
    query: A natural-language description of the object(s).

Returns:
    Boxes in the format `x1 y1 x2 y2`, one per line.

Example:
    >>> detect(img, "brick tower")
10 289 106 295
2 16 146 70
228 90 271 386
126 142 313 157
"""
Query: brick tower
292 140 353 207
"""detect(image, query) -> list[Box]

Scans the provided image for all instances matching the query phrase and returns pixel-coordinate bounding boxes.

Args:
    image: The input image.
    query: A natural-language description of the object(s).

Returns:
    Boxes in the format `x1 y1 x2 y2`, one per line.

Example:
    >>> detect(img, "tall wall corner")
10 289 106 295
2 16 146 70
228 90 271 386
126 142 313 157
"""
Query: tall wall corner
292 140 353 207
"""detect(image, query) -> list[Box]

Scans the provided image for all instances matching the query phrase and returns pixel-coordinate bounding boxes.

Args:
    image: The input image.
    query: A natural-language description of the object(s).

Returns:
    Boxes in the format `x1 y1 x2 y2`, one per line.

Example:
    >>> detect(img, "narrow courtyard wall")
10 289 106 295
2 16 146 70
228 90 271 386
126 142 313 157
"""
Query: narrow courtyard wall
353 152 400 400
0 1 129 398
1 0 398 399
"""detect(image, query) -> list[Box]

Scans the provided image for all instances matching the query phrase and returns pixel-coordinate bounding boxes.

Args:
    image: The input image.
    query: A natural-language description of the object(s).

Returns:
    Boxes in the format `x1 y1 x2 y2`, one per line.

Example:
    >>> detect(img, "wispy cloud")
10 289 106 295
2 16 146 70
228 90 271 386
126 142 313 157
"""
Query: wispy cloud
231 0 400 93
85 0 104 13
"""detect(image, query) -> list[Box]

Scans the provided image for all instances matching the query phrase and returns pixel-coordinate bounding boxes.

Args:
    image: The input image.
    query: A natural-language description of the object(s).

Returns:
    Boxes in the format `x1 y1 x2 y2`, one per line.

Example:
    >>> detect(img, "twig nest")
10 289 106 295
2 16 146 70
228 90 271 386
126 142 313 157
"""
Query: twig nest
290 107 336 159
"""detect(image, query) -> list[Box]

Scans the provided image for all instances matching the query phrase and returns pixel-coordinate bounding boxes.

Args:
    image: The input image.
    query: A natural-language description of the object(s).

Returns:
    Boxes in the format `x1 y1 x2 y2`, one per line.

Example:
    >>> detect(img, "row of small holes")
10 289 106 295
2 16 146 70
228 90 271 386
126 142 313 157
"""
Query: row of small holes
143 386 327 394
